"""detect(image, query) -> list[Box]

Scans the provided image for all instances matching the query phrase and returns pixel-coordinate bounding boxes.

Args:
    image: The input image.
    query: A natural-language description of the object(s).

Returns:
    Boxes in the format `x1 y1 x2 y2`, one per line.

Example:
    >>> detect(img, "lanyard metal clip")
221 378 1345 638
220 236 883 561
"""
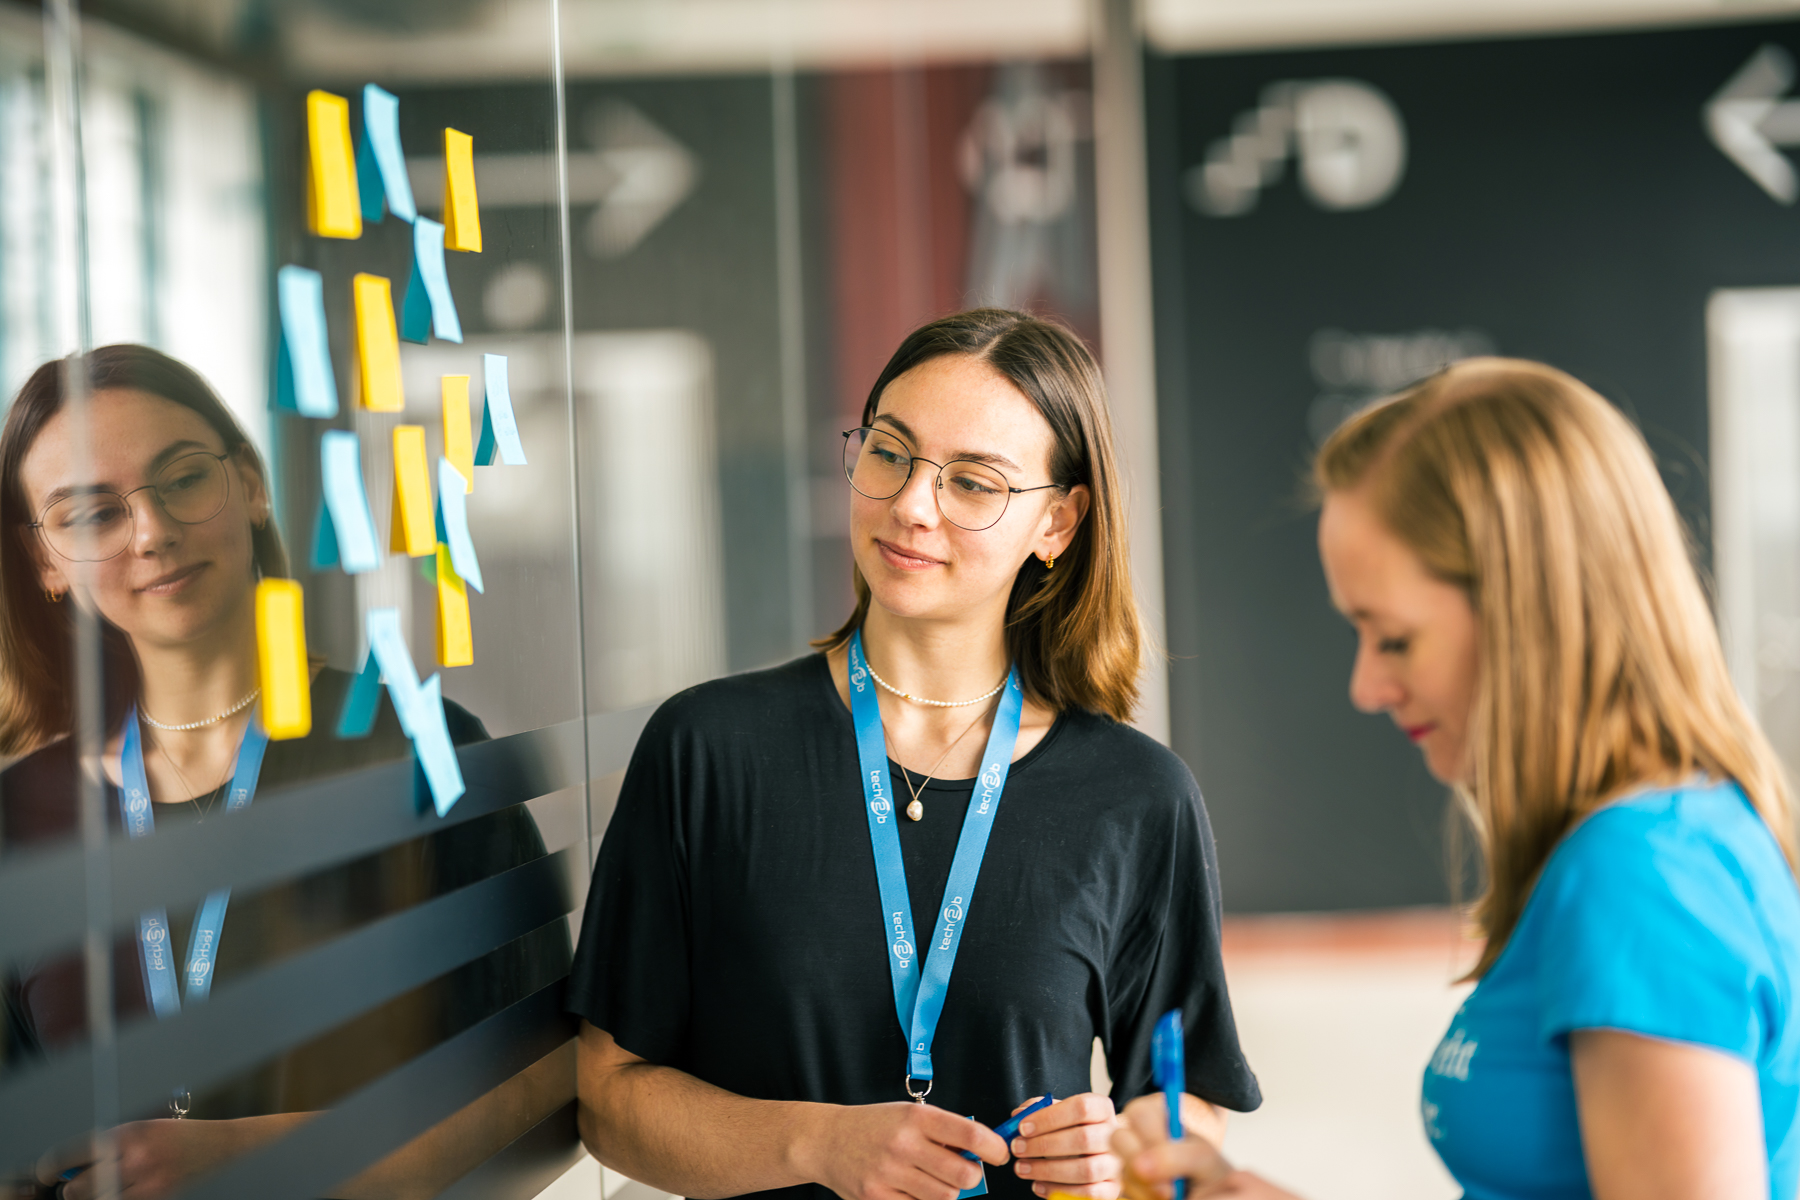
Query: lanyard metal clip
905 1075 932 1104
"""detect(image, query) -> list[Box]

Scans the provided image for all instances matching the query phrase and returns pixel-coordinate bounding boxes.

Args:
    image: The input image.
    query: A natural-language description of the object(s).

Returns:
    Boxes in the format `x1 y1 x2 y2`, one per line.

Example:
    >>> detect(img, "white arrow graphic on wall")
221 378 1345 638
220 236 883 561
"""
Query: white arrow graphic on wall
1707 44 1800 203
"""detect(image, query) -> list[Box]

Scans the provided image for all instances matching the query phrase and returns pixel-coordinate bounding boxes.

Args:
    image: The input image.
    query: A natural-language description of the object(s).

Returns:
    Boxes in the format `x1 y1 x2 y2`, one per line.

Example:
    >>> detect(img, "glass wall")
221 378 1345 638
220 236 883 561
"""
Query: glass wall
0 2 1117 1197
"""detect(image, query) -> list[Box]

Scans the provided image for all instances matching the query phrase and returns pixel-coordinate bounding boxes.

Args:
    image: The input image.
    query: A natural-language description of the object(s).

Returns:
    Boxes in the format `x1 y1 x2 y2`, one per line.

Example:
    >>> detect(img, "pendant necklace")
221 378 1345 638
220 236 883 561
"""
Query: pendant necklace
889 698 997 822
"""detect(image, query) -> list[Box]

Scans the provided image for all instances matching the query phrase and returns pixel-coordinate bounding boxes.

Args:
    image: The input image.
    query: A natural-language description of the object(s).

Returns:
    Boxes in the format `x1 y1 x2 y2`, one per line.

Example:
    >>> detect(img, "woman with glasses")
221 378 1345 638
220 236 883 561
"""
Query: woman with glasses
570 309 1260 1200
0 345 555 1199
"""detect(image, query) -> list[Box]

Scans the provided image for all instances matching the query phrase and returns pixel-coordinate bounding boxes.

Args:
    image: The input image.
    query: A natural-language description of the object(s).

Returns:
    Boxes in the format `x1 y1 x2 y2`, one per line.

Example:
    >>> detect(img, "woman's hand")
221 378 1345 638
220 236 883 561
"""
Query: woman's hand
1007 1092 1121 1199
38 1118 248 1200
798 1101 1010 1200
1111 1093 1301 1200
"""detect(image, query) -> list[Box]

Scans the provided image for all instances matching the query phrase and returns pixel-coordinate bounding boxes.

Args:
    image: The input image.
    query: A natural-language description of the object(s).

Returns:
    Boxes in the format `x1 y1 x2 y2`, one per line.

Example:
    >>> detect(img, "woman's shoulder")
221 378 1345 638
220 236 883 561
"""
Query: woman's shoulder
1536 780 1800 950
644 654 835 738
0 737 80 849
1035 706 1205 806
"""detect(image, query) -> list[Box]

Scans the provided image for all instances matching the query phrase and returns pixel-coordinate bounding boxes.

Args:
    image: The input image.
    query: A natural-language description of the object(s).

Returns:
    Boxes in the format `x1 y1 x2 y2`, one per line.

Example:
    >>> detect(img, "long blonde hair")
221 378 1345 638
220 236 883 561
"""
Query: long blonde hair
1316 357 1797 978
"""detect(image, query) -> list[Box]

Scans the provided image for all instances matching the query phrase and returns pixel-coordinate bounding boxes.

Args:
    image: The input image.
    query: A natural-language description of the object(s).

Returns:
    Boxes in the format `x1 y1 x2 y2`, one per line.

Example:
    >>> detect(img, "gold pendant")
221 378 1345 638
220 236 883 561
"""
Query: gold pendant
907 799 924 821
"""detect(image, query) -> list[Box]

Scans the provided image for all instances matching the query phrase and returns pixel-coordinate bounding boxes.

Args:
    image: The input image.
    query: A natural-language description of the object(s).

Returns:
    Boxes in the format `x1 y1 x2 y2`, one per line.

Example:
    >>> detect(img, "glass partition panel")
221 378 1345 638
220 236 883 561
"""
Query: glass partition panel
1 1 592 1197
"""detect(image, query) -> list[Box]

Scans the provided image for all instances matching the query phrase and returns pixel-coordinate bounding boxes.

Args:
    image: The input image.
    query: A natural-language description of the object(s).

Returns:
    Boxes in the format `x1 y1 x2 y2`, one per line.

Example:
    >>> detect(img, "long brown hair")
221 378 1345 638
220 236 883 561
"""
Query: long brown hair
0 345 287 755
815 309 1142 722
1316 357 1797 978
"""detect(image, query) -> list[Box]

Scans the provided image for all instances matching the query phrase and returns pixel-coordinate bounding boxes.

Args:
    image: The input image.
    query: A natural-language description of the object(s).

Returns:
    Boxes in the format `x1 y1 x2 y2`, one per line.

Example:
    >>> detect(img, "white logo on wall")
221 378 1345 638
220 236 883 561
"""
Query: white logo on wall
1306 327 1495 444
1707 44 1800 203
1187 80 1407 217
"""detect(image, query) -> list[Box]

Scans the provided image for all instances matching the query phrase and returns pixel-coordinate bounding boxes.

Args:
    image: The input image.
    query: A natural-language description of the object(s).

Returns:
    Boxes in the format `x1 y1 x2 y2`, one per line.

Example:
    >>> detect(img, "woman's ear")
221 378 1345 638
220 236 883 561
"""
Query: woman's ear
1037 484 1091 561
29 533 72 600
231 447 271 528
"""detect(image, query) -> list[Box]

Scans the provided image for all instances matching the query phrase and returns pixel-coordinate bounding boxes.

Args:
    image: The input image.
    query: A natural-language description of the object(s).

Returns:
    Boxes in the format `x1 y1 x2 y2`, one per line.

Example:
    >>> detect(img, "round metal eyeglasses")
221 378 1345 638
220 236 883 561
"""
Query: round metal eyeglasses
30 451 234 563
841 426 1063 532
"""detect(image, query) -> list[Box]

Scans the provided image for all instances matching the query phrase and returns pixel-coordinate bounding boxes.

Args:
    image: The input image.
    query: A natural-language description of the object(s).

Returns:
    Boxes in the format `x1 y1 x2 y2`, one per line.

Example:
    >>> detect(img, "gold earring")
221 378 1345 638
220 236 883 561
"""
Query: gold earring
1045 555 1055 570
44 587 63 603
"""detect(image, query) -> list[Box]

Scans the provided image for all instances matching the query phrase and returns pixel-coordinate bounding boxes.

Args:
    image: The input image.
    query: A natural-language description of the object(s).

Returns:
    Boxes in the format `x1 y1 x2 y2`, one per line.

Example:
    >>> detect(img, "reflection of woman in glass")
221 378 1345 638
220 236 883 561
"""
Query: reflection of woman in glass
572 310 1260 1200
0 346 557 1199
1113 360 1800 1198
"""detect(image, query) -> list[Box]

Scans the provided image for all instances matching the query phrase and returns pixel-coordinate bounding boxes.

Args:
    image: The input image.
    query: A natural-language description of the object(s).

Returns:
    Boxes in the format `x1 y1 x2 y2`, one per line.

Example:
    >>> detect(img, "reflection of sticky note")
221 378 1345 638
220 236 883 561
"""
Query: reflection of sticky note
353 274 404 412
475 354 527 465
442 128 482 252
400 217 462 345
390 426 434 557
337 646 381 739
306 91 362 240
436 544 473 667
435 457 483 593
409 674 466 815
442 376 473 491
274 266 338 418
255 579 312 740
356 83 416 224
316 431 381 574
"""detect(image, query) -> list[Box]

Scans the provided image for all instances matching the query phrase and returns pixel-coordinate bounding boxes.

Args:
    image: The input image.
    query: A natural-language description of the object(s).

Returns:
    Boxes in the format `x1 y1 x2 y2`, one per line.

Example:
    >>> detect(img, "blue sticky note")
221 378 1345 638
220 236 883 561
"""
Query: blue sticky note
275 266 338 418
319 431 381 574
474 354 526 465
408 673 465 816
365 607 423 738
357 83 416 224
435 458 483 593
400 217 461 345
336 647 382 739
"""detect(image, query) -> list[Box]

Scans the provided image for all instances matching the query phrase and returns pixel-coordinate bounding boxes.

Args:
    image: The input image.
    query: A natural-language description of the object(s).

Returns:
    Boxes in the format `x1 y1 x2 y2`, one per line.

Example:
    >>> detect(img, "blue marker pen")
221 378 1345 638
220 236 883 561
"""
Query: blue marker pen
1153 1010 1186 1200
961 1093 1057 1162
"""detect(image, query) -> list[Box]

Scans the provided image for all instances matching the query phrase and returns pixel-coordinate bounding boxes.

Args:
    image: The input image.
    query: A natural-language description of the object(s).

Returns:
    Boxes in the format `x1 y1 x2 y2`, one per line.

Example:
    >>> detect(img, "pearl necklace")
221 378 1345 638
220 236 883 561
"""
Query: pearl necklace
140 687 260 732
866 661 1007 708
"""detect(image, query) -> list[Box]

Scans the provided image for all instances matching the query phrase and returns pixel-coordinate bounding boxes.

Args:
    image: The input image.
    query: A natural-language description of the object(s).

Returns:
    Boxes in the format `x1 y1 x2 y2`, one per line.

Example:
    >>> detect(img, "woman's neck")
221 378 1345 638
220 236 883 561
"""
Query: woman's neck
860 604 1010 704
133 608 259 728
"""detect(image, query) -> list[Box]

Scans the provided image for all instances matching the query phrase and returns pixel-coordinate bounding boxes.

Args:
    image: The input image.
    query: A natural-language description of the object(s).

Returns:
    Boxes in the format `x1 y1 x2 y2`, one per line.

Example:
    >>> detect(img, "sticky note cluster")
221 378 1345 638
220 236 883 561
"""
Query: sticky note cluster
340 608 465 815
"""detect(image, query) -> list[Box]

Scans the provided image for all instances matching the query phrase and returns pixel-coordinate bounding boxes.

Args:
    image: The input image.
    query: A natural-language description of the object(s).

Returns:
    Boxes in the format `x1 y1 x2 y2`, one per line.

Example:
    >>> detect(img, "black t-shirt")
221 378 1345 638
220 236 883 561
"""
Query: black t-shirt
0 667 557 1118
568 654 1259 1200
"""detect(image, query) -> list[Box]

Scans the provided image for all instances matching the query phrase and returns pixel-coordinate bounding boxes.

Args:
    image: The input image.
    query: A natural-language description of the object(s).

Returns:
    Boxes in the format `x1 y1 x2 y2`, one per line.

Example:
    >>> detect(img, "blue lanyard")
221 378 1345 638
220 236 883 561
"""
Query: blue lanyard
119 705 270 1017
848 630 1024 1094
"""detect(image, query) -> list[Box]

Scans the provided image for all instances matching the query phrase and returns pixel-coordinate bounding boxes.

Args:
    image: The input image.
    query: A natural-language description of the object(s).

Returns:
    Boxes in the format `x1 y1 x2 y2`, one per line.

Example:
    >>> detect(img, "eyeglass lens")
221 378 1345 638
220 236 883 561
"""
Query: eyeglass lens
39 452 231 562
843 427 1012 531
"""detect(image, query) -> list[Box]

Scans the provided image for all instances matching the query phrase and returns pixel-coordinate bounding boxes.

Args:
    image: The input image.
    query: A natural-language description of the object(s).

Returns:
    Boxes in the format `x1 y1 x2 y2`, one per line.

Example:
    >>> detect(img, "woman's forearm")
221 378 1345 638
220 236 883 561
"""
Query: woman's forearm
577 1023 828 1199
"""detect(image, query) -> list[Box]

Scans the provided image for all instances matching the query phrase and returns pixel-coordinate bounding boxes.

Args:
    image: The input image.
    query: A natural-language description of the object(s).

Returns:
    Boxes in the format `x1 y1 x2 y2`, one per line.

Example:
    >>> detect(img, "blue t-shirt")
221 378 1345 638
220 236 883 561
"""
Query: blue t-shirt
1421 780 1800 1199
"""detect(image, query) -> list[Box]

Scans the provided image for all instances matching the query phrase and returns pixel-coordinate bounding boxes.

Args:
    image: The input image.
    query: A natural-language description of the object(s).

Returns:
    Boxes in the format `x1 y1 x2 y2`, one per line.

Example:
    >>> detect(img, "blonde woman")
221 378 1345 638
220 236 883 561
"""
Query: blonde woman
1114 359 1800 1199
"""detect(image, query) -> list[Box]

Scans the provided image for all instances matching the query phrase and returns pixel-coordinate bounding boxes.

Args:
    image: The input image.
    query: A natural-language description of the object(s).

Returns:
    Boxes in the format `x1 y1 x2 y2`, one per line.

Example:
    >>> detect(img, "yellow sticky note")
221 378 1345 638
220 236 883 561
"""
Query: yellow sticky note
442 375 474 492
353 274 403 413
436 543 473 667
442 128 482 252
255 579 312 740
390 425 435 557
305 91 361 240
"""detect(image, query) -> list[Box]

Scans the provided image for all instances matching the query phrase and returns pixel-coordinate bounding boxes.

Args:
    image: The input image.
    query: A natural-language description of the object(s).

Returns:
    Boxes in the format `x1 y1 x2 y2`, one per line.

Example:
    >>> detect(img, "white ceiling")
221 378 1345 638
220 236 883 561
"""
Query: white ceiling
277 0 1800 83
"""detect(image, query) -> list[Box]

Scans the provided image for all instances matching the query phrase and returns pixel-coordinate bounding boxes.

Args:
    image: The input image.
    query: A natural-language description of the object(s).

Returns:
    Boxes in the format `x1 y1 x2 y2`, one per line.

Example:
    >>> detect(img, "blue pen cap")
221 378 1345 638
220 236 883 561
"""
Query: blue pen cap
1152 1009 1184 1092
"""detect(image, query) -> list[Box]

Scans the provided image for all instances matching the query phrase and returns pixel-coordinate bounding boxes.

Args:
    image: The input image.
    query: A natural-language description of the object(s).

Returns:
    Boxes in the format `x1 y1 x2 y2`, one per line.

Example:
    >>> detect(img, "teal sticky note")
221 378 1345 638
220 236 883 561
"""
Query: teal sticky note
357 83 416 224
409 673 465 816
401 217 461 345
435 458 483 593
319 431 381 575
475 354 526 465
336 647 381 738
312 495 339 570
275 266 338 418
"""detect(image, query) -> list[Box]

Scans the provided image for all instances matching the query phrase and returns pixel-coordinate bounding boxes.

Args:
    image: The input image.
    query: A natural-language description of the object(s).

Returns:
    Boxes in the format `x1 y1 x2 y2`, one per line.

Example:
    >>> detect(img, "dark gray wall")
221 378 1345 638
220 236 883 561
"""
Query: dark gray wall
1151 18 1800 912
